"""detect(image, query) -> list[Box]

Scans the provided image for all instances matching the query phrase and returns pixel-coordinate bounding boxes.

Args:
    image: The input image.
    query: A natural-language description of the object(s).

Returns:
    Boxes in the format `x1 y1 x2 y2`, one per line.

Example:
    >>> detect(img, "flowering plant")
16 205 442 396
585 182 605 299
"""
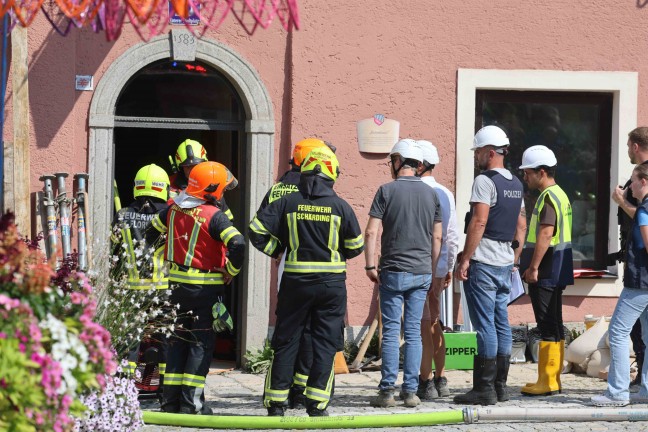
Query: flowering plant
74 360 143 432
0 213 116 431
94 223 184 360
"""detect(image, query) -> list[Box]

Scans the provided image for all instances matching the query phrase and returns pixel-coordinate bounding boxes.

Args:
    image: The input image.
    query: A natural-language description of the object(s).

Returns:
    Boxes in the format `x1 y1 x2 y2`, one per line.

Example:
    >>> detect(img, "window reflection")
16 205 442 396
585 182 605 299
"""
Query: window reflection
477 91 613 269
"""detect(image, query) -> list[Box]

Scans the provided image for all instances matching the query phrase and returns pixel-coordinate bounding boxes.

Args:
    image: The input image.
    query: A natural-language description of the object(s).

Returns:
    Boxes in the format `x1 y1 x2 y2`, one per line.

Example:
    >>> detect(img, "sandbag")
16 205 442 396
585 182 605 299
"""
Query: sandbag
565 316 609 365
604 331 635 357
587 348 611 378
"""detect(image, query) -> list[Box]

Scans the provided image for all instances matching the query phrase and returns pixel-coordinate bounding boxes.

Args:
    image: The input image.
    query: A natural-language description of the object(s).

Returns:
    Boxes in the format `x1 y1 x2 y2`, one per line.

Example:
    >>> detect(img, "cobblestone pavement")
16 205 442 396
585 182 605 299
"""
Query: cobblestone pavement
140 362 648 431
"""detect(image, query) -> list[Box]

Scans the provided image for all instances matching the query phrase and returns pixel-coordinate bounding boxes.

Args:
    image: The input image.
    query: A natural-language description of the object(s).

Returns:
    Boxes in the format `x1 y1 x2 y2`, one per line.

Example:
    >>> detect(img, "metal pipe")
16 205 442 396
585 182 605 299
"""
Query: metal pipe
54 172 71 258
39 175 58 260
468 407 648 423
74 173 89 271
143 410 465 429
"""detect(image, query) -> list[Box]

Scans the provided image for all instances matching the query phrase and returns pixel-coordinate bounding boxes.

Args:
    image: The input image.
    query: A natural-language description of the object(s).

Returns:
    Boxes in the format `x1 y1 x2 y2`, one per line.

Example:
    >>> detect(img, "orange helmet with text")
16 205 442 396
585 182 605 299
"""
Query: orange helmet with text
291 138 331 168
185 161 238 202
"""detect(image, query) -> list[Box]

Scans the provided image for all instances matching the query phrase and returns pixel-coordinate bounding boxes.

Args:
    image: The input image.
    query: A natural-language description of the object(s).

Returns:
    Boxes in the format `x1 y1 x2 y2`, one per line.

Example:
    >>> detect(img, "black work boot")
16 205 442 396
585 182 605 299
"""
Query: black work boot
306 399 329 416
416 376 438 400
267 401 287 417
453 356 498 406
288 385 306 409
494 355 511 402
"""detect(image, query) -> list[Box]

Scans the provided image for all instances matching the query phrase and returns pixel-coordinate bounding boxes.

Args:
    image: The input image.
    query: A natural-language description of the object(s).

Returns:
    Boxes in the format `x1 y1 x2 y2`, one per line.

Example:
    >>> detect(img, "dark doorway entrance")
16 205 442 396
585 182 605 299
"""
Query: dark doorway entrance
113 59 246 363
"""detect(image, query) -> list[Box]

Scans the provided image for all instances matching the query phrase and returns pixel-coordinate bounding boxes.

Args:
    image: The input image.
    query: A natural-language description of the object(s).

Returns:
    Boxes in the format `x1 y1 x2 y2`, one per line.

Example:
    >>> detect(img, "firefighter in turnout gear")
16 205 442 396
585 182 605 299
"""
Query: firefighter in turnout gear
153 161 245 415
259 138 337 208
257 138 337 410
168 138 234 220
249 147 364 417
111 164 170 388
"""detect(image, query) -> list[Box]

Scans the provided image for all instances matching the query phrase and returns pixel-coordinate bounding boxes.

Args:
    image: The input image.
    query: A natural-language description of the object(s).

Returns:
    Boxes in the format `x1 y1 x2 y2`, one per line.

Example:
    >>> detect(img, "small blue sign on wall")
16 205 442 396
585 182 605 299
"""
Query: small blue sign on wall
169 1 201 25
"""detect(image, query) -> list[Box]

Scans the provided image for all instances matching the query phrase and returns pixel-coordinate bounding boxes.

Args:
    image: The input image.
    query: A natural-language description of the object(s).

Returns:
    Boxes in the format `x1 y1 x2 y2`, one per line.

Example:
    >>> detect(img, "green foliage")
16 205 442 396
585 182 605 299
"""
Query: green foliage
243 340 274 374
568 327 584 342
0 338 46 432
343 333 380 364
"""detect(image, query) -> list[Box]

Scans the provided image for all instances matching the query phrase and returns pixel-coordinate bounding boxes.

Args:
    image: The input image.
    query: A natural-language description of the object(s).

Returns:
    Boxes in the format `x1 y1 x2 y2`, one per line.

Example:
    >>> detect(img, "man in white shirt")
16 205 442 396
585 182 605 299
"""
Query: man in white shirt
415 140 459 399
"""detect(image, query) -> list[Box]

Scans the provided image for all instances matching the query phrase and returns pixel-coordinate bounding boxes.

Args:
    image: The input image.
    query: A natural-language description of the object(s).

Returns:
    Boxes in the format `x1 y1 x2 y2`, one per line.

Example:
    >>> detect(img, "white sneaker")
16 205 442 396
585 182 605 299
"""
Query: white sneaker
591 394 629 407
630 393 648 404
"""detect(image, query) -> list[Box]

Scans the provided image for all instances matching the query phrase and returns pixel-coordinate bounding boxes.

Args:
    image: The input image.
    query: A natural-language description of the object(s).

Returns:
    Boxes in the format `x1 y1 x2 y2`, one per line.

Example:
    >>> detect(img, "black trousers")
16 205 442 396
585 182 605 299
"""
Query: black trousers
631 319 645 367
528 284 565 342
162 283 224 413
292 321 313 390
265 278 346 410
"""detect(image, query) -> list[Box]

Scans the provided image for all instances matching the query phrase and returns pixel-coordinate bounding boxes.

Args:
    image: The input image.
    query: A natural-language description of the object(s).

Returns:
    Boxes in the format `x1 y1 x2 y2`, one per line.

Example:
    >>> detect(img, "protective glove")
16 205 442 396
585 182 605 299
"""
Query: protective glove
212 299 234 333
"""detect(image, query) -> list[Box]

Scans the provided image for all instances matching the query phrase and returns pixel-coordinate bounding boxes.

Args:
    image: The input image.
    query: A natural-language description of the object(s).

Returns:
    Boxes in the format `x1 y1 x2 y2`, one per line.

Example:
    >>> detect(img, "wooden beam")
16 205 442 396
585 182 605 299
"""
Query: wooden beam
11 26 30 234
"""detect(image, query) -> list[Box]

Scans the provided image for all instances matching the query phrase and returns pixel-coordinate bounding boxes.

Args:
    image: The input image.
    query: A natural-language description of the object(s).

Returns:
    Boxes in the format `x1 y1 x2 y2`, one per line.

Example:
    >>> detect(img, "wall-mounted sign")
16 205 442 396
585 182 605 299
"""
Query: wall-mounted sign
169 2 201 25
357 114 400 153
75 75 93 91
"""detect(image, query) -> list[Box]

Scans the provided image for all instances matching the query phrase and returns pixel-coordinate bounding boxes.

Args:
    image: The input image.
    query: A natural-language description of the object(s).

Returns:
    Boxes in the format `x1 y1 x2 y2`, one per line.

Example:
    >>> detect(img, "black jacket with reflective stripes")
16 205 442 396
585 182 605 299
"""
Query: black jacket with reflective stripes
249 176 364 283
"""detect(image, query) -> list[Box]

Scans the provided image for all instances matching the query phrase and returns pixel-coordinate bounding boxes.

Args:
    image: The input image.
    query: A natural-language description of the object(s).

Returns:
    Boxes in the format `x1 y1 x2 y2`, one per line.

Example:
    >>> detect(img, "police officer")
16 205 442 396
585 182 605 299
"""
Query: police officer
257 137 337 409
169 138 234 221
249 147 364 417
454 126 526 405
612 127 648 392
518 146 573 396
152 161 245 415
112 164 170 383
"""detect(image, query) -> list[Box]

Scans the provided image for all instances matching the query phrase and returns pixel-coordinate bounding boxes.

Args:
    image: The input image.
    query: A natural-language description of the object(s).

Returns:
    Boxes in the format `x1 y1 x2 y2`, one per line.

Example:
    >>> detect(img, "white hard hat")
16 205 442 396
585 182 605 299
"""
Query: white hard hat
472 125 510 150
519 145 557 169
416 140 440 165
390 138 423 162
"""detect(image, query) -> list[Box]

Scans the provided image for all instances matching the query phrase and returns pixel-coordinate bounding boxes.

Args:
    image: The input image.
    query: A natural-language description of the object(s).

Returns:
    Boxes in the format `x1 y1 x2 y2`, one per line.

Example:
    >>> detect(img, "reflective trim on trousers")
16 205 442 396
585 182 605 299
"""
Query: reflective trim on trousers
164 373 183 386
304 360 335 410
182 373 206 388
293 373 308 387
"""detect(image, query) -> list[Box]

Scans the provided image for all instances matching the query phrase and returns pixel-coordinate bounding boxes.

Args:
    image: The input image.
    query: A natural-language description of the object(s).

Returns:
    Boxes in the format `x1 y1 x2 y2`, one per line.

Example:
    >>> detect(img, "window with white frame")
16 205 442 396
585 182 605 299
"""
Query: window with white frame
456 69 637 296
476 90 613 269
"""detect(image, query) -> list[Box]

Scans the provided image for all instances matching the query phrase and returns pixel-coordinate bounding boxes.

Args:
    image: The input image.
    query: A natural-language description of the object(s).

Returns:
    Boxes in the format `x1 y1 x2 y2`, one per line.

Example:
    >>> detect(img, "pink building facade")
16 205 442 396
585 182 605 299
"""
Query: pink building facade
3 1 645 357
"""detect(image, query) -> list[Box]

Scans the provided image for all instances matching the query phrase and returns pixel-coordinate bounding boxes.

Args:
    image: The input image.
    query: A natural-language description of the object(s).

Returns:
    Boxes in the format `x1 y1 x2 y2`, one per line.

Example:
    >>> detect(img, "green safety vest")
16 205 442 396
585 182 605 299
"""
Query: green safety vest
521 184 574 287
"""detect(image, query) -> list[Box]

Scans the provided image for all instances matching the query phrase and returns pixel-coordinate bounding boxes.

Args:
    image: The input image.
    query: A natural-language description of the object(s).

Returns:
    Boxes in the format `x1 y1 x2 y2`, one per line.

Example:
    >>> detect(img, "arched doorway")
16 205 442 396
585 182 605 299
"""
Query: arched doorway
114 58 246 361
88 34 275 363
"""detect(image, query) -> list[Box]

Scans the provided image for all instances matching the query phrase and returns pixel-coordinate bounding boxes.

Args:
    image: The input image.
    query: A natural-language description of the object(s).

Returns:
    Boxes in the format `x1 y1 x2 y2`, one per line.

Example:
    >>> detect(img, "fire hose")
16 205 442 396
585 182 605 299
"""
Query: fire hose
142 407 648 429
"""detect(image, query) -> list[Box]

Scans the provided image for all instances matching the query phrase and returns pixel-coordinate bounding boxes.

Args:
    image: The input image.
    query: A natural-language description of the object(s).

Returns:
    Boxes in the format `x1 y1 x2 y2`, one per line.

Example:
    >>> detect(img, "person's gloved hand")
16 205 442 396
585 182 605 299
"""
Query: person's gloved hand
212 300 233 333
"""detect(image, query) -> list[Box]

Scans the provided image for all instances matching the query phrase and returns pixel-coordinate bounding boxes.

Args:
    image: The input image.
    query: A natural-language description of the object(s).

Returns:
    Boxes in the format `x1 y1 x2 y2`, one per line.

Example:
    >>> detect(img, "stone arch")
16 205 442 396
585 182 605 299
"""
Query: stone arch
88 33 275 357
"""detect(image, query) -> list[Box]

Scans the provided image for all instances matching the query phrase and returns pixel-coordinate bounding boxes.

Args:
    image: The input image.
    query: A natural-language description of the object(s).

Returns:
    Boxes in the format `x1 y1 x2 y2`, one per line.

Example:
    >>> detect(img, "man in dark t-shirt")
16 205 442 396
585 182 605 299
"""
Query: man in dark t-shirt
364 139 442 408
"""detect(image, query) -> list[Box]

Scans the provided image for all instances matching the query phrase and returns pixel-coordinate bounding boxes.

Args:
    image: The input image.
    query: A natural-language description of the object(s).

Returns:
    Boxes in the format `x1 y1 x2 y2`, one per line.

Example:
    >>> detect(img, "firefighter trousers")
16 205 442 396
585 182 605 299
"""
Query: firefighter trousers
291 320 313 395
162 283 224 414
264 278 346 411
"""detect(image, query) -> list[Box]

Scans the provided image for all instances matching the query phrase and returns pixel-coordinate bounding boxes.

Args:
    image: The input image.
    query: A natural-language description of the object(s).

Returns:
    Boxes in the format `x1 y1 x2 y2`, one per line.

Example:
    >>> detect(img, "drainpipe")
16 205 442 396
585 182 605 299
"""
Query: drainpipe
0 15 8 212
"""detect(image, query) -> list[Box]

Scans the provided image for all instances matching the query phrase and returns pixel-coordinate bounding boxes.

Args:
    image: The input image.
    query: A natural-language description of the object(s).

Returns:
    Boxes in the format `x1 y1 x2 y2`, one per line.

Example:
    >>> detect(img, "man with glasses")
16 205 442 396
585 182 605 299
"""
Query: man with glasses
454 126 526 405
518 145 573 397
365 138 443 408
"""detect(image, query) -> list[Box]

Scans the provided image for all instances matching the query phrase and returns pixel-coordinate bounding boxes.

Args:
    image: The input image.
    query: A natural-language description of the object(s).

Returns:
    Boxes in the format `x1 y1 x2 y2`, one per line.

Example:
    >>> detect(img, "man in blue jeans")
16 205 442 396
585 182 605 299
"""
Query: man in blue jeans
365 138 443 408
454 126 526 405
